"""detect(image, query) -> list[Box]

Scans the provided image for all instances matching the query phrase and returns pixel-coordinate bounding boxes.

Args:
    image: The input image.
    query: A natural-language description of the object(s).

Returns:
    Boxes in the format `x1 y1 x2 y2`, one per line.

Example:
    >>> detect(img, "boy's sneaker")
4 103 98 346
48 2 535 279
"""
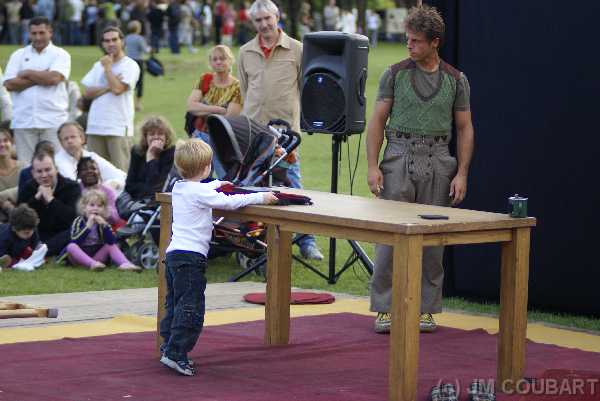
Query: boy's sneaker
374 312 391 333
160 354 195 376
160 343 195 367
420 313 437 332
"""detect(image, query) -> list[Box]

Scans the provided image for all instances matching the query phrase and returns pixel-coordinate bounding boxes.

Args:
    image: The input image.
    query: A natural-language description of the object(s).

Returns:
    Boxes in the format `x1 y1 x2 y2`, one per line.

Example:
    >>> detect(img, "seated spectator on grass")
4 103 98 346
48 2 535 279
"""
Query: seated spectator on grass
0 204 48 272
62 189 141 272
0 129 27 222
55 121 126 193
77 156 121 225
117 116 175 219
17 151 81 255
17 140 55 201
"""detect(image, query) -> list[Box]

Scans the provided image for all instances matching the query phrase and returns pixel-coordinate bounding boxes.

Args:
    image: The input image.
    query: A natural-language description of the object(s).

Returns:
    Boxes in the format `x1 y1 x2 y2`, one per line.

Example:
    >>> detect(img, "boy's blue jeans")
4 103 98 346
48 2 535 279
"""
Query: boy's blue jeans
159 251 207 362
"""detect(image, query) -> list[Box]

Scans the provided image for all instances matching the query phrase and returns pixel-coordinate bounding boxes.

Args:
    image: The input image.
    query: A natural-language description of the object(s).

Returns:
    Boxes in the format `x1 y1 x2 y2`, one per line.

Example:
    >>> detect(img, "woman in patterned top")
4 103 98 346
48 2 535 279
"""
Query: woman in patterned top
186 45 242 178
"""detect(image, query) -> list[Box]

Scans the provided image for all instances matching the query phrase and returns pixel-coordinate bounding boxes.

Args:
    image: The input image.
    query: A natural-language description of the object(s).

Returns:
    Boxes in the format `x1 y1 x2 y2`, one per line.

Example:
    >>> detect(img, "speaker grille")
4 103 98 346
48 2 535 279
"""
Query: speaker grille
301 73 345 132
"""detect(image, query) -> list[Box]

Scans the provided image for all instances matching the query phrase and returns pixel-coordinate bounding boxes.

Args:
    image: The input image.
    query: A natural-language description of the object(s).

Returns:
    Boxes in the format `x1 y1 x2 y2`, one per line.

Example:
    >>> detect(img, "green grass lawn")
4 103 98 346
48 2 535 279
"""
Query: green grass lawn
1 43 599 333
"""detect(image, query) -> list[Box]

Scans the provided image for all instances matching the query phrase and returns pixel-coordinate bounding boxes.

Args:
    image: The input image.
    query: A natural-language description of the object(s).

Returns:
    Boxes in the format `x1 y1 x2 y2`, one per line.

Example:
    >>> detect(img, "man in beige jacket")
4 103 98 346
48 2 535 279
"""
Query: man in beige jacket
238 0 323 261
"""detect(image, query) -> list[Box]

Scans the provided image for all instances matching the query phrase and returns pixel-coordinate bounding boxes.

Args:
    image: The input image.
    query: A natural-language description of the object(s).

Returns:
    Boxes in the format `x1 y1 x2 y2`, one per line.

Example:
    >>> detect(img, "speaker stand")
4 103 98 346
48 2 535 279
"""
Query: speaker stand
325 134 373 284
227 135 374 284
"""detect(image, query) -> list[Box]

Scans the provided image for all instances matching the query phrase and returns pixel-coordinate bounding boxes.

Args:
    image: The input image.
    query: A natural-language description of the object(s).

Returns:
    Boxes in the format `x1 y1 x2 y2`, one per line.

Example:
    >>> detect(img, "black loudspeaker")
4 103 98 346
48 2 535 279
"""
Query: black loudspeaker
301 31 369 136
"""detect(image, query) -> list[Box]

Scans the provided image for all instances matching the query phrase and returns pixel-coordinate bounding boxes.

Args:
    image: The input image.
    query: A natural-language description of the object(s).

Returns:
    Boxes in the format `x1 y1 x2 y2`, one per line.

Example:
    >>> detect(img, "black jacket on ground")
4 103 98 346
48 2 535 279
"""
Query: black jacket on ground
17 175 81 242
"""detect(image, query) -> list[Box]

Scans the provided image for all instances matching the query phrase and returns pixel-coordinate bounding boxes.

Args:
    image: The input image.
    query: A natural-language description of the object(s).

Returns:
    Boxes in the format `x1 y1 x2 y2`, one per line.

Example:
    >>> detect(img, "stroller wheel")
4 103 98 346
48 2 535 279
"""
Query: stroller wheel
235 252 265 277
137 241 159 270
125 241 140 264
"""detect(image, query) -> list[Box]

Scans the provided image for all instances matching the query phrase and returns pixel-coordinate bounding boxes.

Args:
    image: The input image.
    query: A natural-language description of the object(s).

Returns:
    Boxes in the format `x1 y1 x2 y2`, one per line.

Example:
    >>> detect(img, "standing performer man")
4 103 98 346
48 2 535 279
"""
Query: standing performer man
366 5 474 334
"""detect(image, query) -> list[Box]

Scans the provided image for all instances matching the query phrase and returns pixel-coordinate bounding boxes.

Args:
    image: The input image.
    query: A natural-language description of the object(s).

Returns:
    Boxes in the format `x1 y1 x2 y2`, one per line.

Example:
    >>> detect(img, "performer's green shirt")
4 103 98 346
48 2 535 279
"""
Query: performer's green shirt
377 59 470 136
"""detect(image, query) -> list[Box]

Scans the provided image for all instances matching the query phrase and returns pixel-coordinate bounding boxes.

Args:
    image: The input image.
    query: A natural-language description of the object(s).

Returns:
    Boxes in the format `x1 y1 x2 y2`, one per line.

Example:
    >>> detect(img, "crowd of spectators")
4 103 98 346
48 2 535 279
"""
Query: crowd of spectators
0 0 330 273
0 0 383 50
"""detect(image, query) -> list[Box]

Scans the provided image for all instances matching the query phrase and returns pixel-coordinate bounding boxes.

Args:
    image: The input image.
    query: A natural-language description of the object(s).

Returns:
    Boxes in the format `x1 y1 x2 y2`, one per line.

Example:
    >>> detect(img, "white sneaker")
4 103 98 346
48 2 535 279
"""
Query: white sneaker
12 259 34 271
11 244 48 271
29 244 48 268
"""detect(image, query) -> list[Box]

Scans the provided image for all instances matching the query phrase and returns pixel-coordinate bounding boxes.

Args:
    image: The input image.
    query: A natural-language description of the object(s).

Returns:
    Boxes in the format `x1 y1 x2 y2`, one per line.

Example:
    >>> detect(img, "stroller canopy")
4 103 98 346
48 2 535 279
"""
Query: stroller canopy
206 115 278 185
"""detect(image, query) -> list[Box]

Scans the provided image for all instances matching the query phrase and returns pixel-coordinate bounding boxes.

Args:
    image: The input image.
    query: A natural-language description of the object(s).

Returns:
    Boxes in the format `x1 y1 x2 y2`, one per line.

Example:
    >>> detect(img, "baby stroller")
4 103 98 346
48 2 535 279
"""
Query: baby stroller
115 172 179 270
206 115 301 187
205 115 301 278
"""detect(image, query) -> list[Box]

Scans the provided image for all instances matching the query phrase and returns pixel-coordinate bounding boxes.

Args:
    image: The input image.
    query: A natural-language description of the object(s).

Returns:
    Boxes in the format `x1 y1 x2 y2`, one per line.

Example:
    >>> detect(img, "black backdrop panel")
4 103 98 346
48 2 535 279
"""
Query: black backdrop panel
425 0 600 315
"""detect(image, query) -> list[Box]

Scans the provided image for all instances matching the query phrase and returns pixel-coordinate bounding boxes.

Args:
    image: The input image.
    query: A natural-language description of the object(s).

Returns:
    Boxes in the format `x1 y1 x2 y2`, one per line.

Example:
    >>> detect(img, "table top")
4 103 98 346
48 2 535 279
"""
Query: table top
156 188 536 235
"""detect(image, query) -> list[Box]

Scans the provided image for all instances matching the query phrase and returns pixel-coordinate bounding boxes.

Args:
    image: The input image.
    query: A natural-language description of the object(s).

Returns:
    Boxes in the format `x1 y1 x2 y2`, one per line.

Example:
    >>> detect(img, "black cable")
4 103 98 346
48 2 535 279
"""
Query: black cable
351 132 362 195
345 132 363 196
346 136 351 194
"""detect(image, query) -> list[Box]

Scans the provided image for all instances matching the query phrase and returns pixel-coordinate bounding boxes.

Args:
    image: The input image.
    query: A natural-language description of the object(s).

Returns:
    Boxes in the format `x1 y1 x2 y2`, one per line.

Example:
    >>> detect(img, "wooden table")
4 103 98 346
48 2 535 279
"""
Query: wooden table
156 189 536 401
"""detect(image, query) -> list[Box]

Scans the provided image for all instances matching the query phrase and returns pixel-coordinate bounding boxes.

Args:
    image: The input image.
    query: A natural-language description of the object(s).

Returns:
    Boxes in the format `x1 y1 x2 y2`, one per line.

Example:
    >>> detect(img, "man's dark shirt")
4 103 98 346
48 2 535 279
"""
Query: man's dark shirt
17 174 81 241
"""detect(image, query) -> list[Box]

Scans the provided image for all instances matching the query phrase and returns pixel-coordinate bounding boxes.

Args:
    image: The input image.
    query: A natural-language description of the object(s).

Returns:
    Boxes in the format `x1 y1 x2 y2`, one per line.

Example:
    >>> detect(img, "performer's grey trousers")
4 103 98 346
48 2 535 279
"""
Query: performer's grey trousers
370 134 457 314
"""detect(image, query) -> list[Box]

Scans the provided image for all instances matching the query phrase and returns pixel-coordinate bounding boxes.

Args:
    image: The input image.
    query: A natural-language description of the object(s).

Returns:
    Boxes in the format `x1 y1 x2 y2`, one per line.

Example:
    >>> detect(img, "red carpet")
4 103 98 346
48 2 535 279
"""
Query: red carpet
0 313 598 401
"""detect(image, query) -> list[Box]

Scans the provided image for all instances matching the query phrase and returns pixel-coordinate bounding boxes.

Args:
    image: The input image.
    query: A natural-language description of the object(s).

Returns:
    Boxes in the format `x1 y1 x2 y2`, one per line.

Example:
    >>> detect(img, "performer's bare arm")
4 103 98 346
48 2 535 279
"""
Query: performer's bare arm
366 99 392 196
449 109 474 206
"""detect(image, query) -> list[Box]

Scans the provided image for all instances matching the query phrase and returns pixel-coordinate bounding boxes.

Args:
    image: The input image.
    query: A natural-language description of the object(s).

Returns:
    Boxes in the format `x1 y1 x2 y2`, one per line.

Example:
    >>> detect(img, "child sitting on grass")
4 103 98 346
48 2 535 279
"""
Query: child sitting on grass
65 189 141 272
159 138 277 376
0 204 48 272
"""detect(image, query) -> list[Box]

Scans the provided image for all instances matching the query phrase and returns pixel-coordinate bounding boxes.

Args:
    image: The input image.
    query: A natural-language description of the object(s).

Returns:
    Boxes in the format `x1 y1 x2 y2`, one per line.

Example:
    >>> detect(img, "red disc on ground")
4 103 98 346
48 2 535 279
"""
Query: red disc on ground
243 292 335 305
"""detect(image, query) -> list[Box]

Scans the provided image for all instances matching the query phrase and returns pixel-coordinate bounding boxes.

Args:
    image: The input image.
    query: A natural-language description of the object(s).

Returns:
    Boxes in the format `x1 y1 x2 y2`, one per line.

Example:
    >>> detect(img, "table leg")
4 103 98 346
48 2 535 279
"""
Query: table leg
498 227 531 391
156 201 172 356
389 234 423 401
265 224 292 345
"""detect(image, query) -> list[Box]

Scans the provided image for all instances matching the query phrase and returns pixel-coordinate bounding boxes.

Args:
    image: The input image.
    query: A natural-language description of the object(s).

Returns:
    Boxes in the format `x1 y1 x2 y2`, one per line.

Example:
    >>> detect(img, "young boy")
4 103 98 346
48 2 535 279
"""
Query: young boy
0 204 48 272
159 138 277 376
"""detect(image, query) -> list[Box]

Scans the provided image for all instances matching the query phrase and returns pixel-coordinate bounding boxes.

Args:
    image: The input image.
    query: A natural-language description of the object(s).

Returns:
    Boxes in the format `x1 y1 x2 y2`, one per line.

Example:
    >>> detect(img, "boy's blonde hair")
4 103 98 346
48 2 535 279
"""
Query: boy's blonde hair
175 139 213 179
78 189 110 219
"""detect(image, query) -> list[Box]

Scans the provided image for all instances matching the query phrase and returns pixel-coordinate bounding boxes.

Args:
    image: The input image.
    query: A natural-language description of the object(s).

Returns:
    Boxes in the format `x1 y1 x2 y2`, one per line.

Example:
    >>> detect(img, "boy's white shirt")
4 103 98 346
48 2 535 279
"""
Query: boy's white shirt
166 180 266 257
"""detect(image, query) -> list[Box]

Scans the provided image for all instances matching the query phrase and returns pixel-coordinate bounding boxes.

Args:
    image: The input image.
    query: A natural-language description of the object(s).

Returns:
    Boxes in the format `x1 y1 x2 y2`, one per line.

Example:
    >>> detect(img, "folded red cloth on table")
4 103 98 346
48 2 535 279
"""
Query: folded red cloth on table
217 184 313 206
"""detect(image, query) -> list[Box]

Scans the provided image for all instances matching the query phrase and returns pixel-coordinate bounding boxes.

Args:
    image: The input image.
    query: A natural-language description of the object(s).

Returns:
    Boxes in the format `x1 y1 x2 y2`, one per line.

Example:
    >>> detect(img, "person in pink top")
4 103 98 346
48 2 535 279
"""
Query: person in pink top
77 157 121 225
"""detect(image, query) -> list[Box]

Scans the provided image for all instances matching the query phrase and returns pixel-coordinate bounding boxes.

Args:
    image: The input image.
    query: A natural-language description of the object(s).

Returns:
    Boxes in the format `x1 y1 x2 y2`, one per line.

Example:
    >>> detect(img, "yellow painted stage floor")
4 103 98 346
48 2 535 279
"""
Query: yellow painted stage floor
1 299 598 354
